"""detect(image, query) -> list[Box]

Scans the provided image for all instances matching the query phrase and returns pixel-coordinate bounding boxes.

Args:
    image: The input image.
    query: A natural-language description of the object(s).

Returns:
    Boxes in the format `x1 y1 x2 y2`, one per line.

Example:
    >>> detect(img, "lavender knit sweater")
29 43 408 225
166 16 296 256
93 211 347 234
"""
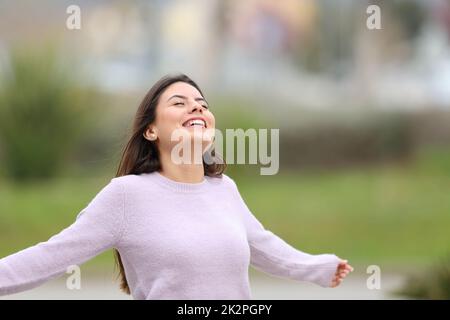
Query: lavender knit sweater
0 172 341 299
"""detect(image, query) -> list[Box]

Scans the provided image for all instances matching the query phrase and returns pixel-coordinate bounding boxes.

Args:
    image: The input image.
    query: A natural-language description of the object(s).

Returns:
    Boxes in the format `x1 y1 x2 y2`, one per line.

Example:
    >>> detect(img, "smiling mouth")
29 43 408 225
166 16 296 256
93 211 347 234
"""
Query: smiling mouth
182 119 207 128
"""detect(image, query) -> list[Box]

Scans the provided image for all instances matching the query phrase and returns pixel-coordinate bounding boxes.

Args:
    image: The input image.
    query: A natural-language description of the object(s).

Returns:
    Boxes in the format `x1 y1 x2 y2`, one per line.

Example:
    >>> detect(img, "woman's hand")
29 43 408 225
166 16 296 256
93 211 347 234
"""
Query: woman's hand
331 259 354 287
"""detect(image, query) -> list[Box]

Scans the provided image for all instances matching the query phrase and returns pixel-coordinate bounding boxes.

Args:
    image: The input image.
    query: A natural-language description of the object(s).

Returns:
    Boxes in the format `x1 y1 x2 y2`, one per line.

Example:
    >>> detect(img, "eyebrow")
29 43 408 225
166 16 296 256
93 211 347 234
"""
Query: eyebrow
167 94 208 104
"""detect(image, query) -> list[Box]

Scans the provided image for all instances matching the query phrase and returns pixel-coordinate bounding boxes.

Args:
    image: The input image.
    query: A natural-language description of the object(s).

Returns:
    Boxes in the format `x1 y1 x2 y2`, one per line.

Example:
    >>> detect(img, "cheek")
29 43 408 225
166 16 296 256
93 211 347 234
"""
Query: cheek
159 110 183 129
208 114 216 128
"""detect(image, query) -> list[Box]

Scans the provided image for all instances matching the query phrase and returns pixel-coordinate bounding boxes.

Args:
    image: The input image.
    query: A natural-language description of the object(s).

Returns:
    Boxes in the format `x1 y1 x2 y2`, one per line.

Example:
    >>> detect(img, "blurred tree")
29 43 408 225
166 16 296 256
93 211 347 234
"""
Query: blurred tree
387 0 426 41
0 45 94 181
395 253 450 299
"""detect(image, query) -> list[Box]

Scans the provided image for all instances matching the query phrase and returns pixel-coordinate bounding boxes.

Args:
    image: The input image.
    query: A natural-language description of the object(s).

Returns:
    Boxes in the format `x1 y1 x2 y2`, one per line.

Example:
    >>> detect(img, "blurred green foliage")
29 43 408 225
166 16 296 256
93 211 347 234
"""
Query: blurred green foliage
208 95 275 177
280 111 416 169
395 254 450 299
0 45 96 181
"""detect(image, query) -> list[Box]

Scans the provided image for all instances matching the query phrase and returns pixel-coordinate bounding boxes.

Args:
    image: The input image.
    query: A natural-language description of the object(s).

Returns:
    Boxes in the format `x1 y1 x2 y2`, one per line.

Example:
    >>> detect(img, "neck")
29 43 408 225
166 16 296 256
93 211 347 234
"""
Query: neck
158 150 205 183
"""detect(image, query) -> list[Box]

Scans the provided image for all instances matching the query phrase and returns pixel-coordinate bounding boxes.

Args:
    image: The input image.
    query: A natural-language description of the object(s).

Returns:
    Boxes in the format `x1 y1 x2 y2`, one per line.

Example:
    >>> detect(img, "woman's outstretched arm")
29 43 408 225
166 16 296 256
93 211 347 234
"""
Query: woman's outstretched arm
0 177 126 296
226 175 352 288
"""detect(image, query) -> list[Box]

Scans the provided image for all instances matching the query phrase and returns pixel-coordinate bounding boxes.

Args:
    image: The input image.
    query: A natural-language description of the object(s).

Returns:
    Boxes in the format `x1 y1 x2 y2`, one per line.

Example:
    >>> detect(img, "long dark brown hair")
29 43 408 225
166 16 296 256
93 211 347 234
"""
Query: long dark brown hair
114 73 226 294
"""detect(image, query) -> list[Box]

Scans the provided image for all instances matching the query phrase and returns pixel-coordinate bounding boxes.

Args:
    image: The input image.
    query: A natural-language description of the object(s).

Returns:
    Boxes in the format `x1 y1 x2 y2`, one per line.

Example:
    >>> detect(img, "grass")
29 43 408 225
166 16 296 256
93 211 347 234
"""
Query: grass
231 146 450 270
0 146 449 273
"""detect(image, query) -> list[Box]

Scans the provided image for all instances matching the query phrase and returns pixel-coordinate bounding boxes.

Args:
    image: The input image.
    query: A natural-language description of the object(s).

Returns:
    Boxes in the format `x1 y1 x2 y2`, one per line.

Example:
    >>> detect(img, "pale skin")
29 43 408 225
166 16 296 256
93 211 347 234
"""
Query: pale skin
143 81 354 287
143 81 214 184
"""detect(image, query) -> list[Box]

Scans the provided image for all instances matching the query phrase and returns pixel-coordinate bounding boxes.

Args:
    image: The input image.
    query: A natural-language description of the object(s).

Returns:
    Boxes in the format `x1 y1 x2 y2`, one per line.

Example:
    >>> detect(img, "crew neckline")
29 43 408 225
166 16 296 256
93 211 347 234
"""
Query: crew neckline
145 171 210 193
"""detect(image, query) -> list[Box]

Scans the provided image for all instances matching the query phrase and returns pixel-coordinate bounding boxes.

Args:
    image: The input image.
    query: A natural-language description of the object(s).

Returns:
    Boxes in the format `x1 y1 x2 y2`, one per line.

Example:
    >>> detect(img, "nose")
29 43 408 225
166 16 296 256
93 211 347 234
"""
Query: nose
188 102 204 114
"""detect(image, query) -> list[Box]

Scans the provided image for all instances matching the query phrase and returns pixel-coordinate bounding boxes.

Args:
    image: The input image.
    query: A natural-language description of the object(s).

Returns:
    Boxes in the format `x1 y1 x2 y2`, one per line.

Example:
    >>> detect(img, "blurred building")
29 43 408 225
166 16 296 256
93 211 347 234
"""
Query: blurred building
0 0 449 110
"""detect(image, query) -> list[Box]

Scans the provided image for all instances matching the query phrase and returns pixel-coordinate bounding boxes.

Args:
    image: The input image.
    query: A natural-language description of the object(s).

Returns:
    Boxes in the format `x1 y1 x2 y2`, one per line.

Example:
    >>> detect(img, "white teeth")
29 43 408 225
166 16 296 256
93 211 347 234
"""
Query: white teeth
183 119 206 127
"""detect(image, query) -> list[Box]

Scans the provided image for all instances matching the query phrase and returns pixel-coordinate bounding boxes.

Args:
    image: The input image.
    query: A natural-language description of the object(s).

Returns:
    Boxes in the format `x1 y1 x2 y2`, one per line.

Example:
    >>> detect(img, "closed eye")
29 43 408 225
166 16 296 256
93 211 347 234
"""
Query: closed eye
173 102 209 109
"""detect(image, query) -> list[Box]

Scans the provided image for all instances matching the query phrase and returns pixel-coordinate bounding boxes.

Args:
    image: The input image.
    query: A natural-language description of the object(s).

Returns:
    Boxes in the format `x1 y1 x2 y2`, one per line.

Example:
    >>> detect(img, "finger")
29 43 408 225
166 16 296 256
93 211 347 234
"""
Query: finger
339 264 353 274
339 259 348 265
331 279 341 287
338 266 349 273
332 276 343 285
336 267 344 274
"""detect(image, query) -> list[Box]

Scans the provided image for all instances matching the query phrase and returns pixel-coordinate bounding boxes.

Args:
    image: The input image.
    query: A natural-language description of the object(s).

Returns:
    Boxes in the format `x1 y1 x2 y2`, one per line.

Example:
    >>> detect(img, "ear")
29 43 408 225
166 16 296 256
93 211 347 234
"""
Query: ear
143 125 158 141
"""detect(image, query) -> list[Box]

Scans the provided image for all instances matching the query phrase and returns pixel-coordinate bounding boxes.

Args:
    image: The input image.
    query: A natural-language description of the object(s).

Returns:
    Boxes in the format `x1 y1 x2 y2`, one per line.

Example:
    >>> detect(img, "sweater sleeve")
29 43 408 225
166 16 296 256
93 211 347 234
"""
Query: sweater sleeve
226 176 340 288
0 177 126 296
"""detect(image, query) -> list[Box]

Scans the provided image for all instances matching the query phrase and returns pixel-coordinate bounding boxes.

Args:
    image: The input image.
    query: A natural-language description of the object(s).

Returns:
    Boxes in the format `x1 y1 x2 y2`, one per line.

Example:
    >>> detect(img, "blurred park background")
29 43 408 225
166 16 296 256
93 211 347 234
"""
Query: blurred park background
0 0 450 299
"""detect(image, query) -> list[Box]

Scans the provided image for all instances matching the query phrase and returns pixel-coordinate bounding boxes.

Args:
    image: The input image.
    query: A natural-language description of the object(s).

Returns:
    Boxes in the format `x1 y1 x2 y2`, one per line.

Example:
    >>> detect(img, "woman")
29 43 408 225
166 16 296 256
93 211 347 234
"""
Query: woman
0 74 353 299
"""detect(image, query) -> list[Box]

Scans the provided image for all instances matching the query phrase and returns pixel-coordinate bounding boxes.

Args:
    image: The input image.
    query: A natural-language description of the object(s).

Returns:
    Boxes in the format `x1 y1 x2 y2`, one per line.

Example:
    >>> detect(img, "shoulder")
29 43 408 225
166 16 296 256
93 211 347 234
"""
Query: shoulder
110 173 150 189
219 173 237 187
207 173 238 192
92 175 141 198
111 174 138 186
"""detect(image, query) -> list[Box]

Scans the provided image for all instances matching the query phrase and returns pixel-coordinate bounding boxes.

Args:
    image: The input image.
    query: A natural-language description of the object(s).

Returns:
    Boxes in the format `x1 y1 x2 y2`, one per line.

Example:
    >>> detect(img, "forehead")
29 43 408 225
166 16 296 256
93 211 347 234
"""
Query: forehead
161 81 203 100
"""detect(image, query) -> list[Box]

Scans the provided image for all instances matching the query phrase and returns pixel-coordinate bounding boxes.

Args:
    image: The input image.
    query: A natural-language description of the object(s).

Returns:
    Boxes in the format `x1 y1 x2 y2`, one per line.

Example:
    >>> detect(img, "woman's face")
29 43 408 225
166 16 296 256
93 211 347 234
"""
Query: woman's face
145 81 215 157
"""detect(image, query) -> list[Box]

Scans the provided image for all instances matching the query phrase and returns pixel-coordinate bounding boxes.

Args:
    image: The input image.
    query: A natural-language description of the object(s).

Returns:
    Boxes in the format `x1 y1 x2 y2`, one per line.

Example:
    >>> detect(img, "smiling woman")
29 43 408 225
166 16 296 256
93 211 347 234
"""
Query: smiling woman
139 76 218 183
0 73 352 299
